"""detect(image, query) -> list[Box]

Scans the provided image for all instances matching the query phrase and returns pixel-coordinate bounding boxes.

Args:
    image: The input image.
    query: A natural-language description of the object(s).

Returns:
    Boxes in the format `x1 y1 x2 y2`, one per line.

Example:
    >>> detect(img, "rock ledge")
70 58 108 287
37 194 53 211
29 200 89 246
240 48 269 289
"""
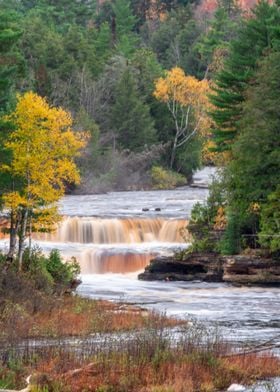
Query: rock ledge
138 253 280 286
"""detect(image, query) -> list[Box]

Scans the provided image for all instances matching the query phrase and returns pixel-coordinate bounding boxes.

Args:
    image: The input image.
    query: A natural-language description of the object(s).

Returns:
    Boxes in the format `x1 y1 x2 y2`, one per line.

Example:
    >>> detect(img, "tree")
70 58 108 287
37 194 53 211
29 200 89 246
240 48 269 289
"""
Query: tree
2 92 86 267
259 186 280 253
195 7 239 77
0 10 23 113
153 67 210 169
210 1 280 152
111 68 157 151
223 50 280 249
112 0 139 57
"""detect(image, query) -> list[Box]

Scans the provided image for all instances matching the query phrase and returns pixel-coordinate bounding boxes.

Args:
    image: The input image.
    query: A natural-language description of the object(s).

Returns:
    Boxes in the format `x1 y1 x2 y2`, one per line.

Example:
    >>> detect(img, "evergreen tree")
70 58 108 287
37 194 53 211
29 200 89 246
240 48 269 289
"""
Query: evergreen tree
0 10 23 202
259 186 280 253
0 10 22 113
210 1 280 152
112 0 139 57
111 69 157 151
196 7 238 73
224 50 280 246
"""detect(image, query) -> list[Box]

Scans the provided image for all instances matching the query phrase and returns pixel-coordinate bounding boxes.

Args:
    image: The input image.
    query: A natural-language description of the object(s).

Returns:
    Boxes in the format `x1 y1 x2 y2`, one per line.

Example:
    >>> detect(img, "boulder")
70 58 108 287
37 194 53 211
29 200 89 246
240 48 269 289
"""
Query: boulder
138 253 224 282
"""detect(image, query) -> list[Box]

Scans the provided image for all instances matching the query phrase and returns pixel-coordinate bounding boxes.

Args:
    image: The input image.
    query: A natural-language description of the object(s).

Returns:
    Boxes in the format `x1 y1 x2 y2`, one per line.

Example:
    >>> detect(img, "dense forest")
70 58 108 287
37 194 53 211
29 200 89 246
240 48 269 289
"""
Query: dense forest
0 0 279 255
0 0 252 193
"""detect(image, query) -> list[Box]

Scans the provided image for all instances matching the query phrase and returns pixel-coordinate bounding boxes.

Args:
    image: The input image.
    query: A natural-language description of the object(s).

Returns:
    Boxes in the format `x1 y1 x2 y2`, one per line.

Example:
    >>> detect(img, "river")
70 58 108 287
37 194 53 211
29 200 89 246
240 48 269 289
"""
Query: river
0 168 279 349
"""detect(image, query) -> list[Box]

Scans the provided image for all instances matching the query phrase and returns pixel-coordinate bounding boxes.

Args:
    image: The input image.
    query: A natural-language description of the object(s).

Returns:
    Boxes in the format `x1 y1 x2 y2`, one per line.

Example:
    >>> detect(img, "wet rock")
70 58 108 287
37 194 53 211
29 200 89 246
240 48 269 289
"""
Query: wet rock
139 253 280 286
138 253 224 282
223 256 280 285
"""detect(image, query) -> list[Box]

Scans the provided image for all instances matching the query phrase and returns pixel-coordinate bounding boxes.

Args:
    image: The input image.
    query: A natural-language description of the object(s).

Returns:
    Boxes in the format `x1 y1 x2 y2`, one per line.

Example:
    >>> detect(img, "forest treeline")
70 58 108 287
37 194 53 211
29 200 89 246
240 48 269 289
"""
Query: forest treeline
0 0 249 192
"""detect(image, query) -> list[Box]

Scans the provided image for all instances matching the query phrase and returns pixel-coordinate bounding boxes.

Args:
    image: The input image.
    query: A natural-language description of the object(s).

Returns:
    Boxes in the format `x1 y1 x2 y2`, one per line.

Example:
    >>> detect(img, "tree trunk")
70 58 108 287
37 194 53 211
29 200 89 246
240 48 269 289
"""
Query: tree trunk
7 211 18 262
170 133 178 170
18 208 28 271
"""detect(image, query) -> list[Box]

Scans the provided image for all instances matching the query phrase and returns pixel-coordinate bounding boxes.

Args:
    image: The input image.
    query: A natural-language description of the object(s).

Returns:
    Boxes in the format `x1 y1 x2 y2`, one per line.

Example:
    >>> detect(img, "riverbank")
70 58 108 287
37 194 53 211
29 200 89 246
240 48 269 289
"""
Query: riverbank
1 311 280 392
1 258 280 392
138 252 280 286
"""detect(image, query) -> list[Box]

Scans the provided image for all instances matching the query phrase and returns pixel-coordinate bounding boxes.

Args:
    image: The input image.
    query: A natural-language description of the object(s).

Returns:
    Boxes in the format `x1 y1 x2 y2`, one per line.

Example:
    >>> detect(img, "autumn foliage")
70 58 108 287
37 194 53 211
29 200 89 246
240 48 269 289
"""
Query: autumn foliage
2 92 87 265
154 67 213 167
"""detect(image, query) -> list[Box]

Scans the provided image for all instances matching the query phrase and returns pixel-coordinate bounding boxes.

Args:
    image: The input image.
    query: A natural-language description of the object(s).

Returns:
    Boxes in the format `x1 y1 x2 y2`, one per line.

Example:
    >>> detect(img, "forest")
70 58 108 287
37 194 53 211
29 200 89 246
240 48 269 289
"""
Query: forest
1 0 279 256
0 0 258 192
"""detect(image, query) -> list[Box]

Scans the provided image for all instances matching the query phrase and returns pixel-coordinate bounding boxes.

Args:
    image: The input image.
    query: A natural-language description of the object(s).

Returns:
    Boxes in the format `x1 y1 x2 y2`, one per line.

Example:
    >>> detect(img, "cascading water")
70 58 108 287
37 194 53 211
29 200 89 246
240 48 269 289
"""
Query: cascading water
34 217 189 273
39 217 188 244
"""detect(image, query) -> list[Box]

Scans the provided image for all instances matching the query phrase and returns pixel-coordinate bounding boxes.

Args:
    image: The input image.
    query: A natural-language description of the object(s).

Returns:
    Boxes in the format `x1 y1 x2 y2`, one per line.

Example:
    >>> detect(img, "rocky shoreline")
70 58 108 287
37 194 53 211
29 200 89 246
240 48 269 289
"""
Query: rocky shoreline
138 252 280 286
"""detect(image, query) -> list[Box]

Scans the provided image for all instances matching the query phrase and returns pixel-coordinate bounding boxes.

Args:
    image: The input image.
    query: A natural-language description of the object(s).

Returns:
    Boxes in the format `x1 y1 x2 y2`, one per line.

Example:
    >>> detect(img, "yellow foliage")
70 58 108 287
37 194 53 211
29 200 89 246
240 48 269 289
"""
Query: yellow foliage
154 67 210 115
214 206 227 230
151 166 186 189
3 192 27 210
4 92 87 208
248 202 260 214
153 67 215 166
3 92 88 235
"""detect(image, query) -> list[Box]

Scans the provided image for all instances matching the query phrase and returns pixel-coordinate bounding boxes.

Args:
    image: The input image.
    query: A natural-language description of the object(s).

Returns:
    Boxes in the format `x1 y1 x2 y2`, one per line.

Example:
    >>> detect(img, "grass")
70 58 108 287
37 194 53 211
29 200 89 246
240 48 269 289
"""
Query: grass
0 295 182 340
0 314 280 392
0 261 279 392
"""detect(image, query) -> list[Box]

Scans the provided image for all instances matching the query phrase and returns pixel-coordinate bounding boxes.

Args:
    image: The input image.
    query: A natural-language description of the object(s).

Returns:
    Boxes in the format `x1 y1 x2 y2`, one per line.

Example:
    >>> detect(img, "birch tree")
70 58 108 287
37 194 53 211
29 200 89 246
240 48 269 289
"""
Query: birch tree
153 67 211 169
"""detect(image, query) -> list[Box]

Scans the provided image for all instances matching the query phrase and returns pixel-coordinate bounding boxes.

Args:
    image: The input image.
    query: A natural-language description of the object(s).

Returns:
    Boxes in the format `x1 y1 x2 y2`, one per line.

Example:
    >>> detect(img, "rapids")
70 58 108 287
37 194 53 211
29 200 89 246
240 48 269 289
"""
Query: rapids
0 168 279 348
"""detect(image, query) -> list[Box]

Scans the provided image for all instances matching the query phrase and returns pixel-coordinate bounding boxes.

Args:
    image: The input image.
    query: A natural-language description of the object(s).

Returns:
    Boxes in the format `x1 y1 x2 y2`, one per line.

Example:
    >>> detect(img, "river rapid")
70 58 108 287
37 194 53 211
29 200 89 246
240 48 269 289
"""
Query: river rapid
1 168 279 349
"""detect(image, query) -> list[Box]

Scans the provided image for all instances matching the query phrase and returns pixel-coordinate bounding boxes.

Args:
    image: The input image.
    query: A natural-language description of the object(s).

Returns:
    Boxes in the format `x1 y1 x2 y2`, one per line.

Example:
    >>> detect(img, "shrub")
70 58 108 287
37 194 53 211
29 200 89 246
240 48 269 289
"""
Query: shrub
151 166 186 189
259 186 280 254
22 247 80 295
218 213 241 255
46 250 80 294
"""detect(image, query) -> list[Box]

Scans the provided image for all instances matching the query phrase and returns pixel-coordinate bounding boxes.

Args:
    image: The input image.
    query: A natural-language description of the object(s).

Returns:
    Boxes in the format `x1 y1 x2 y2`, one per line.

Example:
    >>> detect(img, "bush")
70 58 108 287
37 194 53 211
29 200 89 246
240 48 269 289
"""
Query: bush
151 166 186 189
218 213 241 255
46 250 80 294
186 175 227 254
259 186 280 254
22 247 80 295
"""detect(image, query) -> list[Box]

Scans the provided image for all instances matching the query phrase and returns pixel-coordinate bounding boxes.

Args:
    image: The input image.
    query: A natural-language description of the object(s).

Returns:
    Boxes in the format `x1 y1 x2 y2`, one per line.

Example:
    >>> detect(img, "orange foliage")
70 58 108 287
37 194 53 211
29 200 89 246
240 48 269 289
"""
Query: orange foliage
0 296 182 339
31 352 280 392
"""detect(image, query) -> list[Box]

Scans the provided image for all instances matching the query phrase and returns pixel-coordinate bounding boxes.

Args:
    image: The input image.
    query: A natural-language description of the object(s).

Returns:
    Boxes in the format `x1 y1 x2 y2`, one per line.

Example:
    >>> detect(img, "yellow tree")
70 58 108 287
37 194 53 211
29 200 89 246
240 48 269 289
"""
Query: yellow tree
153 67 211 169
2 92 87 268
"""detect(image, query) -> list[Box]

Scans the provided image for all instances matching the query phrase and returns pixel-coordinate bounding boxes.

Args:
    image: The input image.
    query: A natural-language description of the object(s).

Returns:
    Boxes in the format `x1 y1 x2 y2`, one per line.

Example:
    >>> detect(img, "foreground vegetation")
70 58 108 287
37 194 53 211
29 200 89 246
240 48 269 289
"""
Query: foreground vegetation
1 323 280 391
0 248 279 392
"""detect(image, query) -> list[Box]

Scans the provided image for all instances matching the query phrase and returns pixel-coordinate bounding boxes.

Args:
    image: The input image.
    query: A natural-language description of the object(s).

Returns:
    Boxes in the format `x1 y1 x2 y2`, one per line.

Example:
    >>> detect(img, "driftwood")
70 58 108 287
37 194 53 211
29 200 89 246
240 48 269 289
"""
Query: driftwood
223 334 280 357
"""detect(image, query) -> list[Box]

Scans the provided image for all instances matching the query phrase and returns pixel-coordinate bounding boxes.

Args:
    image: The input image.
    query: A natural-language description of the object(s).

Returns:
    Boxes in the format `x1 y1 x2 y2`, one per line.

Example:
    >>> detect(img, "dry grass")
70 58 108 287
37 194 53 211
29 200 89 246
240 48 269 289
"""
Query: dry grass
1 302 280 392
0 296 182 340
28 350 280 392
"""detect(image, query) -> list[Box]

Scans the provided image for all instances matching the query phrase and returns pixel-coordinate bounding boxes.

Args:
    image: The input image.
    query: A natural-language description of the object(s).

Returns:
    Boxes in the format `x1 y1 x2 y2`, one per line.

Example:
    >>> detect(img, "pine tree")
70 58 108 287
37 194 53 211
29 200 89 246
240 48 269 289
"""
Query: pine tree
210 1 280 152
111 69 157 151
112 0 139 57
0 10 23 203
0 10 22 113
224 50 280 247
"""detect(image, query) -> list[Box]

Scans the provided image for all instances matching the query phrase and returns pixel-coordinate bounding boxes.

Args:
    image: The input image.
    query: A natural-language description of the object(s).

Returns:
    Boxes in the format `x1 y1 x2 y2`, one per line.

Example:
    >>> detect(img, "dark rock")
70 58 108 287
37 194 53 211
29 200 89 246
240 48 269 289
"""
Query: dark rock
138 253 280 286
223 256 280 285
138 253 224 282
155 208 161 211
142 208 149 211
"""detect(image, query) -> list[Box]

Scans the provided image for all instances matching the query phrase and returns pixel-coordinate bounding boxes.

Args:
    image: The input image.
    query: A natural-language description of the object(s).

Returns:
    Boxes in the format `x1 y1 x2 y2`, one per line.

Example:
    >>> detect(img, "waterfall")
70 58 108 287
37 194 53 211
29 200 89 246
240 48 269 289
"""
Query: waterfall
80 250 156 274
39 217 189 244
